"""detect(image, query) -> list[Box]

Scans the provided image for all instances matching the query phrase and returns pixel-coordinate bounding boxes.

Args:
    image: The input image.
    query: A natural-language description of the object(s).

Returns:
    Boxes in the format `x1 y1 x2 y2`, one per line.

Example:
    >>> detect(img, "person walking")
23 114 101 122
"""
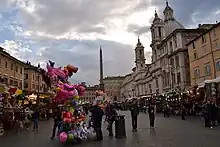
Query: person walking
105 102 117 137
33 108 39 131
148 103 156 128
181 105 186 120
90 103 104 141
129 99 139 132
51 108 62 140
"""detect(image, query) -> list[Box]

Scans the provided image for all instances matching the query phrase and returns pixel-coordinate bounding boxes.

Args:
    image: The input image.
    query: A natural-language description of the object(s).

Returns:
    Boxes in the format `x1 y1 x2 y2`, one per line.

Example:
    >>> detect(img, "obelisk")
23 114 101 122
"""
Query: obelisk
99 46 104 91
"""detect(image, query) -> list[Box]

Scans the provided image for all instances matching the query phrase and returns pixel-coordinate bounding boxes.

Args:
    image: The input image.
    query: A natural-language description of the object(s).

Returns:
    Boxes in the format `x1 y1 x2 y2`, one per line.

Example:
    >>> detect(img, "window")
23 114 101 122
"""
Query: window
177 72 181 84
212 29 217 39
216 42 220 50
139 50 142 56
193 52 198 60
0 58 1 65
170 41 173 51
25 73 28 79
192 42 195 49
32 84 35 89
216 60 220 71
33 74 35 80
158 27 162 37
194 68 200 78
156 79 159 88
11 63 13 70
201 35 206 44
170 58 174 66
5 61 7 68
14 81 18 86
4 77 8 84
20 67 22 74
152 29 155 39
204 64 211 75
172 73 175 85
10 79 13 85
174 37 177 48
15 66 18 72
24 83 28 88
175 55 179 67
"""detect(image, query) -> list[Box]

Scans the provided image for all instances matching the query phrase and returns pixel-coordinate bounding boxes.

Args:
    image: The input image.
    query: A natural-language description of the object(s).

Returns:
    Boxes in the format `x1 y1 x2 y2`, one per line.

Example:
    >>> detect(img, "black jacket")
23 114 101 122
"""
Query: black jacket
90 105 104 128
54 111 62 122
130 103 139 116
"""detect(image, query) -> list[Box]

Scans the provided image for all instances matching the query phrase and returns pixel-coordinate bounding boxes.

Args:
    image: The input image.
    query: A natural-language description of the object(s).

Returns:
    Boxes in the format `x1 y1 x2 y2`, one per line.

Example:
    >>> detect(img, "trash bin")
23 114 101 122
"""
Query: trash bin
115 115 126 138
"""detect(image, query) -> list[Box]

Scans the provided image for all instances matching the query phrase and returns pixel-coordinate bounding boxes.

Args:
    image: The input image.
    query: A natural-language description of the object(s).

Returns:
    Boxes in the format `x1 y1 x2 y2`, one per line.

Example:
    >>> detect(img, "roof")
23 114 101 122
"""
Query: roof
187 22 220 45
85 85 100 90
24 65 45 74
0 47 27 66
157 29 207 48
103 76 125 80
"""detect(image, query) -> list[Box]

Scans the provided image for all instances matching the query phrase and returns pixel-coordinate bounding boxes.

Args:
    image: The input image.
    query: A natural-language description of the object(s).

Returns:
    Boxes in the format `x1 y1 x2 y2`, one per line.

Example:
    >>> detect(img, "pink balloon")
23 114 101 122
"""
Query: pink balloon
59 132 67 143
64 83 74 90
56 89 69 100
68 89 78 97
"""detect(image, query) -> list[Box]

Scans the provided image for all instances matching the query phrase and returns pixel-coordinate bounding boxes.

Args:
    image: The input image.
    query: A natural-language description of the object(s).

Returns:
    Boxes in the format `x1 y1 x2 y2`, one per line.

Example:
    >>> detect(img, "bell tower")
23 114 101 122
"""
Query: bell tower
135 37 145 71
150 10 165 62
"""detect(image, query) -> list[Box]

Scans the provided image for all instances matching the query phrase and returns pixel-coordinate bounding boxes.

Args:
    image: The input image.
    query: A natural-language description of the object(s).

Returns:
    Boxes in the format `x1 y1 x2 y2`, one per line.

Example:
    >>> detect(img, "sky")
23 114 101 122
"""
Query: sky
0 0 219 85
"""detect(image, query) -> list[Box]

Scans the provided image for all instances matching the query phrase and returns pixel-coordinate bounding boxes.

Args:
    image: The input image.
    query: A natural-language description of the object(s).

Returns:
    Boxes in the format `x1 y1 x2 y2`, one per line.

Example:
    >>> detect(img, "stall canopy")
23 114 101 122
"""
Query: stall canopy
198 76 220 87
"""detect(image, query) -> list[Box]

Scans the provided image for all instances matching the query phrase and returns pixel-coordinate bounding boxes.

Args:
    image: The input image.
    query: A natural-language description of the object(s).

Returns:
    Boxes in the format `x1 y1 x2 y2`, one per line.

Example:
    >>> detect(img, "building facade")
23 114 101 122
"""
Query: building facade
80 85 100 102
24 64 49 93
120 2 209 98
103 76 125 101
188 22 220 86
0 47 26 89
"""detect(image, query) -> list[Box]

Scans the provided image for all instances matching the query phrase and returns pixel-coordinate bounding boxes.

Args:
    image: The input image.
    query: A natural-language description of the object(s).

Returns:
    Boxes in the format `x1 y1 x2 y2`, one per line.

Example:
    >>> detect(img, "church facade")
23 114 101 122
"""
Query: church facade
120 2 207 98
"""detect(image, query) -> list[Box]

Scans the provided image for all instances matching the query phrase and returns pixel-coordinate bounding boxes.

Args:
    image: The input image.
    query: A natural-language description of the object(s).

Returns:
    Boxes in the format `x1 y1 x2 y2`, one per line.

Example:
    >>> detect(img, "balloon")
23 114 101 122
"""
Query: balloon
66 64 78 73
49 60 55 68
63 83 74 91
74 95 79 100
15 89 22 96
68 133 74 142
59 132 67 143
55 87 61 92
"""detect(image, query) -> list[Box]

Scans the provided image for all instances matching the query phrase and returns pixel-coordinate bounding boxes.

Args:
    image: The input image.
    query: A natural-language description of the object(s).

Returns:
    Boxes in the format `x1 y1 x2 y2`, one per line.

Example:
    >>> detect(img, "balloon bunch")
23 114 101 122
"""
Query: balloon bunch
45 60 88 144
54 82 85 102
47 60 78 83
58 107 96 144
59 122 96 144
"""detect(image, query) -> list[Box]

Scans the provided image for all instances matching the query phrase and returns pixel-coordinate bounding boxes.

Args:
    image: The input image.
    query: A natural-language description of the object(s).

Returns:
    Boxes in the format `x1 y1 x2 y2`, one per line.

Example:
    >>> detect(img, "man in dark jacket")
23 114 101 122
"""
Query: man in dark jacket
90 105 104 141
105 103 117 136
148 104 156 128
51 108 62 140
130 99 139 132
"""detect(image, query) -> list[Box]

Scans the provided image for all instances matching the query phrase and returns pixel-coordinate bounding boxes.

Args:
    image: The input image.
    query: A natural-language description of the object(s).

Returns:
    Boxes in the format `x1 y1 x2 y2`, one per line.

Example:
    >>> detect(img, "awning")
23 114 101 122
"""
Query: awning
198 82 205 88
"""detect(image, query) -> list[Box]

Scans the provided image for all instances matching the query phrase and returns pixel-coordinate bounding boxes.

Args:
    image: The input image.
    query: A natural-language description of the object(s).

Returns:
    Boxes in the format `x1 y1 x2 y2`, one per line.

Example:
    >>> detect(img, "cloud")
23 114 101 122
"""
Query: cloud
34 39 134 84
0 0 219 85
127 24 150 35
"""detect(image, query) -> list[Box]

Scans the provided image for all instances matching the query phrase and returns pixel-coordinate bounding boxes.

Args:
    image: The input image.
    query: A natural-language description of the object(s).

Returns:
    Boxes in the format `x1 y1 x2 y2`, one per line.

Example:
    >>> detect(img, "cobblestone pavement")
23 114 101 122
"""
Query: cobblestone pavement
0 111 220 147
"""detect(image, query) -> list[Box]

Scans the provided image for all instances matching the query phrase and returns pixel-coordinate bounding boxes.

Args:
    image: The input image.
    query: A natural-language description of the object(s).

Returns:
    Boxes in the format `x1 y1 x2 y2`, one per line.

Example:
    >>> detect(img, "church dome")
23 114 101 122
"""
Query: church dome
164 20 184 36
163 1 185 36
